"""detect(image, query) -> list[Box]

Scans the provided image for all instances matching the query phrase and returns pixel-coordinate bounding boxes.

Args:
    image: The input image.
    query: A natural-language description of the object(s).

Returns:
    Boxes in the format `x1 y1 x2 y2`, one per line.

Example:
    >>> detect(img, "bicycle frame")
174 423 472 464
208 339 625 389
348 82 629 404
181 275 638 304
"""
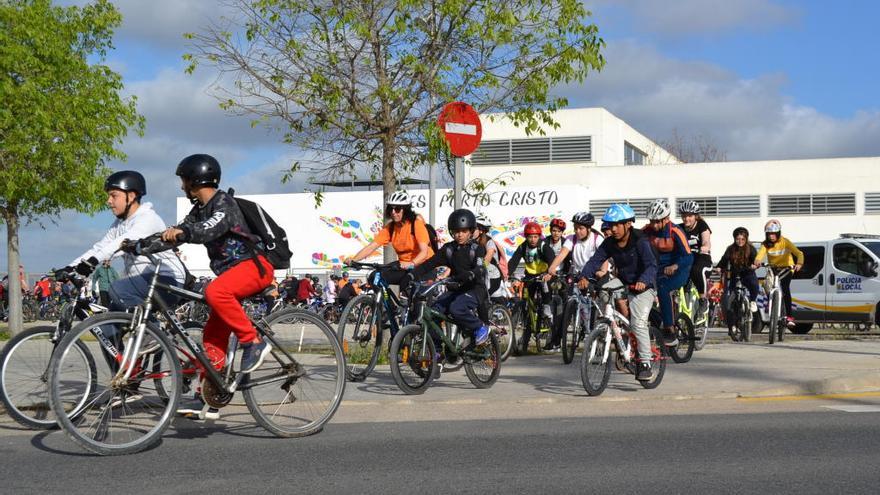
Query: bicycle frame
409 281 492 364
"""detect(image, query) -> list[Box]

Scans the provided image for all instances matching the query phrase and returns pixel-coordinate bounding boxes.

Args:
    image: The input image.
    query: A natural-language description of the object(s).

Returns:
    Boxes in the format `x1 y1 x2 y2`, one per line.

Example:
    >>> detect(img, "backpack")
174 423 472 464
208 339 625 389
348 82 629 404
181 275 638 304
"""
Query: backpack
228 189 292 270
394 215 441 254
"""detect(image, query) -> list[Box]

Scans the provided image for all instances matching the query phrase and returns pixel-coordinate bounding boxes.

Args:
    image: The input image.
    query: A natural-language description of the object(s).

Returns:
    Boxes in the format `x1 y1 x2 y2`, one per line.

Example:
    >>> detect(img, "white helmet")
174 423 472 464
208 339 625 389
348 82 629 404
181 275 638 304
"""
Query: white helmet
646 198 671 221
475 213 492 230
386 190 411 206
678 200 700 215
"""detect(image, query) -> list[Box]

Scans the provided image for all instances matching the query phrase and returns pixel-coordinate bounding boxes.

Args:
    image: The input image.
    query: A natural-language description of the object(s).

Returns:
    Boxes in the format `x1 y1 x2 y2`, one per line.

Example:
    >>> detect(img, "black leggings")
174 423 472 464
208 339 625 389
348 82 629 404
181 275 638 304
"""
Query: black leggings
690 254 713 296
779 272 793 316
380 265 431 295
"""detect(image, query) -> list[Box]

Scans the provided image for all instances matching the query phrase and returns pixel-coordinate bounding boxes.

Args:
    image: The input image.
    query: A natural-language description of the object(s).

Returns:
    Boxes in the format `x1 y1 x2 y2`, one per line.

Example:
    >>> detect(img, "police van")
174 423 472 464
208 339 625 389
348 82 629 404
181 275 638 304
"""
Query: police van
758 234 880 333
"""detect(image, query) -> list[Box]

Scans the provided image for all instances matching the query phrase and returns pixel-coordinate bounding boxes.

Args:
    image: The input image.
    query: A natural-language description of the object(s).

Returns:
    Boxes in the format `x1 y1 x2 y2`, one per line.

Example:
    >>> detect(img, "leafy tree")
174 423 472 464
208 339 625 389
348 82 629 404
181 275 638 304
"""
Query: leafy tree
0 0 143 335
185 0 605 202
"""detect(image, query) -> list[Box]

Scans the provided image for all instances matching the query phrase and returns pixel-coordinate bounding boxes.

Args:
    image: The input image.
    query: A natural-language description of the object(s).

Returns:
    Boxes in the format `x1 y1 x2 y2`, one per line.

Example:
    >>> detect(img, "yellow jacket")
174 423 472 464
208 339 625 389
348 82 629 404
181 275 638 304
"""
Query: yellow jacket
756 237 804 268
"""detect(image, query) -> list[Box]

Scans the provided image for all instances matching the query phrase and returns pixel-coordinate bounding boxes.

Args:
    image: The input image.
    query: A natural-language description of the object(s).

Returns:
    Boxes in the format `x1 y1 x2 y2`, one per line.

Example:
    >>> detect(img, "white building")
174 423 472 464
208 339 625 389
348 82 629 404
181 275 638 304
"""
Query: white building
466 107 880 249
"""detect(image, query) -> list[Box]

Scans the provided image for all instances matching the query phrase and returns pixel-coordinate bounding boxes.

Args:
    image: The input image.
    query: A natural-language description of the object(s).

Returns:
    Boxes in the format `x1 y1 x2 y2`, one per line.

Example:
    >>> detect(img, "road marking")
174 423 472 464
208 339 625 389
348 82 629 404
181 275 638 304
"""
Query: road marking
737 391 880 402
822 405 880 413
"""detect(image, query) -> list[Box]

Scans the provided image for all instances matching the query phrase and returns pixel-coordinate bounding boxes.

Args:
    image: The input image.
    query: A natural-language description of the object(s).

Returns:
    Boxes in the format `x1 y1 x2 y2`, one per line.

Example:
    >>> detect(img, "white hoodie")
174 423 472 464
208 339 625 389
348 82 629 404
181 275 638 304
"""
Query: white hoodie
71 202 187 284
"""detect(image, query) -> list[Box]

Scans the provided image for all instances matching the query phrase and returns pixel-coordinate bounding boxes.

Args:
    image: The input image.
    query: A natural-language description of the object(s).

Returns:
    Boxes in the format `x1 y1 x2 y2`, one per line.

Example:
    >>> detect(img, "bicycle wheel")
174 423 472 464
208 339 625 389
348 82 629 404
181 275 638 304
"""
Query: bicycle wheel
777 293 786 343
694 303 710 351
769 291 780 345
0 326 96 429
669 314 695 364
739 297 752 343
336 294 382 382
243 308 345 438
464 332 501 389
560 300 580 365
639 326 667 389
580 324 611 396
488 304 514 362
389 324 437 395
49 312 181 455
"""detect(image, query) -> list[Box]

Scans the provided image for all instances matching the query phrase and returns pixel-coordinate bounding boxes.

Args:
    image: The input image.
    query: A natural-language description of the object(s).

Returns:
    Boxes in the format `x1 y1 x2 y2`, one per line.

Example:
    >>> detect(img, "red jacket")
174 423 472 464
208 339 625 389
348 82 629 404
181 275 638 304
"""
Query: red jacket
297 278 315 302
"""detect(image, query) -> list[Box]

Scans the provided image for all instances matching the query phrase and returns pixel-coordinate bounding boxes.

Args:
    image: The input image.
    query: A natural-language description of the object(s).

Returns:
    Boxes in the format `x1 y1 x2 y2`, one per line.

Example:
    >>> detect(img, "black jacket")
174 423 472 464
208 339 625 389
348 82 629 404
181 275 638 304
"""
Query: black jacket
413 240 487 292
177 190 261 275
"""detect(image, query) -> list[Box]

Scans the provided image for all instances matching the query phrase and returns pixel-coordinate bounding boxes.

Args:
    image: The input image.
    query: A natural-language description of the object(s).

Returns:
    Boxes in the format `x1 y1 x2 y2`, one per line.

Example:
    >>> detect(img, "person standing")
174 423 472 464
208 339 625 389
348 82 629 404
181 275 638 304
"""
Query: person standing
92 259 119 307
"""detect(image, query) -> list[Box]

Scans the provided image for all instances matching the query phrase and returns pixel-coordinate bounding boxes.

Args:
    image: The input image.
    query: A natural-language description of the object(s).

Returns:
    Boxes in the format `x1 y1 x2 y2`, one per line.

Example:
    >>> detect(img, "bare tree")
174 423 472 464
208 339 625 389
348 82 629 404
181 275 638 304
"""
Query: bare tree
657 128 728 163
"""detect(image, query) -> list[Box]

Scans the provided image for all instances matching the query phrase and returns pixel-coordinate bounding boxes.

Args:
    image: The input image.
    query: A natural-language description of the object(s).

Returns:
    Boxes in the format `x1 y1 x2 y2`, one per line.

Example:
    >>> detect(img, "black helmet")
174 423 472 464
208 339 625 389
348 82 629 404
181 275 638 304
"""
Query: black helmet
447 208 476 230
733 227 749 239
176 154 221 188
104 171 146 198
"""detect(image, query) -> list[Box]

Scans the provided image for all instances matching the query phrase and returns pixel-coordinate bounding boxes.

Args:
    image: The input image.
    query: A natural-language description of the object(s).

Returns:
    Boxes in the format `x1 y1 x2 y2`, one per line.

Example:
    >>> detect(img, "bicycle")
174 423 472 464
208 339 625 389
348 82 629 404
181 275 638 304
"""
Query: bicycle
762 264 793 345
512 274 553 355
336 261 419 382
0 272 109 429
652 286 696 364
722 271 755 343
580 279 667 396
560 275 602 365
48 237 346 455
389 278 500 395
684 267 714 351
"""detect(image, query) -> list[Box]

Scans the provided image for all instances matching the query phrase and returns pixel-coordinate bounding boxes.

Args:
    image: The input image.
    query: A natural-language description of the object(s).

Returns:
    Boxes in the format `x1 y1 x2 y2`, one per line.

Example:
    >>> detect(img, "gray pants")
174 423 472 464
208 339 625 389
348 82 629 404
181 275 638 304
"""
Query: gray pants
627 288 656 364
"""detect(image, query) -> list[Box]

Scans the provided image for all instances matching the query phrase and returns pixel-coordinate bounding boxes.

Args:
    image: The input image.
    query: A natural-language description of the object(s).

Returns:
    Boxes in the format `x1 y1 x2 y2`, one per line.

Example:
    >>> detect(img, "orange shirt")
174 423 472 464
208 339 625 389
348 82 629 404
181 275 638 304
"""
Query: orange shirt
372 216 434 263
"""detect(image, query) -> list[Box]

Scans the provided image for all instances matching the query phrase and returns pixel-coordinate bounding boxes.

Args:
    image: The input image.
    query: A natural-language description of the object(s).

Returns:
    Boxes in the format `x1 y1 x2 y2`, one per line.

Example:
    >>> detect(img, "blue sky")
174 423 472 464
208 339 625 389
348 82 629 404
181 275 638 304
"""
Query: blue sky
5 0 880 274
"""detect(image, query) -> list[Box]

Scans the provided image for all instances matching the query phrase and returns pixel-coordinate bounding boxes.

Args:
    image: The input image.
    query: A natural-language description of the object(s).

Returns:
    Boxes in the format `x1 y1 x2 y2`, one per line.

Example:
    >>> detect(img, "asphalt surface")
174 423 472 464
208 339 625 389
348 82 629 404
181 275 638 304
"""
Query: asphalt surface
2 406 880 494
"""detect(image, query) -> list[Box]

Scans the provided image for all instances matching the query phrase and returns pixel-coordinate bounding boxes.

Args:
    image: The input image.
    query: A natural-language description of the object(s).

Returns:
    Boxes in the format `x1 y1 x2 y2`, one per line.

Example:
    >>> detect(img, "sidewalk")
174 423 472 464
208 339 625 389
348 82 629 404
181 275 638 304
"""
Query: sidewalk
329 339 880 422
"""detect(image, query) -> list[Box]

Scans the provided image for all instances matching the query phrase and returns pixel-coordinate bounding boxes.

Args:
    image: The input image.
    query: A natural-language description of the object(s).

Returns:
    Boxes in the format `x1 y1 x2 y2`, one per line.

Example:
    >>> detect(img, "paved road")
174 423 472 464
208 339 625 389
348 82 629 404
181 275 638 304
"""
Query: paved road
2 405 880 494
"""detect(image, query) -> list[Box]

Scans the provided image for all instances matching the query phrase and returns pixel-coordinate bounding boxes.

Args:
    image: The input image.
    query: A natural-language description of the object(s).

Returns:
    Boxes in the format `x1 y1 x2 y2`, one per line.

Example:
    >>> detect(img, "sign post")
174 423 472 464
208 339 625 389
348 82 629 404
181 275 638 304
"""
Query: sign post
438 102 482 210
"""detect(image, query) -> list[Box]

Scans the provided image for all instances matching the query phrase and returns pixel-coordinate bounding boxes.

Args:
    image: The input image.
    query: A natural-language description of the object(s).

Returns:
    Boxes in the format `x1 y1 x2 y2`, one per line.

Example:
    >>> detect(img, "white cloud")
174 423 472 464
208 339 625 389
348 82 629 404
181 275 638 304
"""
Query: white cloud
563 40 880 161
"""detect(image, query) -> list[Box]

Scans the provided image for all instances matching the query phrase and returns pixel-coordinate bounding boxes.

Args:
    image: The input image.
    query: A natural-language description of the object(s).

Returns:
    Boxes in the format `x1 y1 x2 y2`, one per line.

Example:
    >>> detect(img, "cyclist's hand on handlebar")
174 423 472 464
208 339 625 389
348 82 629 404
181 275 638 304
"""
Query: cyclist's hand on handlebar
793 264 802 273
577 278 590 290
632 281 647 292
74 257 99 276
663 264 678 276
541 272 553 283
161 227 184 243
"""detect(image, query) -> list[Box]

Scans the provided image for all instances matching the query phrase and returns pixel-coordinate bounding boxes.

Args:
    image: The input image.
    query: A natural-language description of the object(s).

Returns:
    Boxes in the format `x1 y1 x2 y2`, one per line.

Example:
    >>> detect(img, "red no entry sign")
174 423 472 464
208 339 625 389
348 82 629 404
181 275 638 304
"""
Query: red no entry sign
438 102 482 157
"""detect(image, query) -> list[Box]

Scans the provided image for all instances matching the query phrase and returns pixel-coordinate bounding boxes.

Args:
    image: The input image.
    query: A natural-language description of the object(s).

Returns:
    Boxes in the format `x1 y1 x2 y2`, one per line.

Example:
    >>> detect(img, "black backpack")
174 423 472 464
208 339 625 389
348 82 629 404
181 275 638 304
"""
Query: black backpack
228 188 292 270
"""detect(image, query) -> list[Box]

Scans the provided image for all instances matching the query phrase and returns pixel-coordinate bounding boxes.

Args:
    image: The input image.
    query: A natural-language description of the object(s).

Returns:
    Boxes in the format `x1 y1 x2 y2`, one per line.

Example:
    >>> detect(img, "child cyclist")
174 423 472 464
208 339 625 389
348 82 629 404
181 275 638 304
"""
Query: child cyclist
508 221 557 350
752 219 803 328
411 209 490 351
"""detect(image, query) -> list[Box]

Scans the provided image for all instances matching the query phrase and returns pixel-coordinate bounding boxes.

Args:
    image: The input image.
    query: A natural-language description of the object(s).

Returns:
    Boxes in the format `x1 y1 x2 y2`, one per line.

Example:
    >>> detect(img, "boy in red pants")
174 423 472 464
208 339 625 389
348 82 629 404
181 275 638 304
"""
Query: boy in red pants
162 154 275 418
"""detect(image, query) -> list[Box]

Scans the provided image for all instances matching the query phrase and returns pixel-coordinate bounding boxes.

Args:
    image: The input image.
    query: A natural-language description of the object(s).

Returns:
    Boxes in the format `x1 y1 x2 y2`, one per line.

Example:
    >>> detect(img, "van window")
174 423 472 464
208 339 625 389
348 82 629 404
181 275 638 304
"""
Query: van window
794 246 824 279
832 243 875 277
863 241 880 259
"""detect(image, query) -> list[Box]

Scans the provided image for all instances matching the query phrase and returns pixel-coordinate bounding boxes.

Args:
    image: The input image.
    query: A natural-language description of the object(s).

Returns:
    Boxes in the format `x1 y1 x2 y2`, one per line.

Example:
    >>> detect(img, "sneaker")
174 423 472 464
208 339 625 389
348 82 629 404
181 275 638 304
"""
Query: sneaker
542 341 555 351
550 345 561 353
750 301 758 313
785 316 795 329
176 396 207 417
636 362 653 381
107 391 143 409
663 330 679 347
474 325 489 346
199 406 221 421
240 339 273 374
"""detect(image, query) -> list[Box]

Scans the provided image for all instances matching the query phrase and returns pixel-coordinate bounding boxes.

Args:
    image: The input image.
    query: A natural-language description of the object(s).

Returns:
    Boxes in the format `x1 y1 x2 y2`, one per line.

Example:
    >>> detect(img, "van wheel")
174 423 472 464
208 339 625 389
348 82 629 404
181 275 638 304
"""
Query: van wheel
790 323 813 335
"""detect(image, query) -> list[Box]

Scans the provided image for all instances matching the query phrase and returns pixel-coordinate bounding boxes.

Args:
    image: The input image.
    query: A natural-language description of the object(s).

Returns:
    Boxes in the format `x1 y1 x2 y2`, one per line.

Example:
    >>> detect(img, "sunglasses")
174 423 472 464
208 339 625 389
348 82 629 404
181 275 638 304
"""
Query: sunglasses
390 206 405 213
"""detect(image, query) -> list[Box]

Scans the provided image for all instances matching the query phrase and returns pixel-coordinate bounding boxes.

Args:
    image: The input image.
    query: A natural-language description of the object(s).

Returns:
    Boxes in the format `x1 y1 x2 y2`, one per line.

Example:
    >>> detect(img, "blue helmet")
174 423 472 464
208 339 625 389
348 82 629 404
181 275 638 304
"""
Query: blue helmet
602 203 636 223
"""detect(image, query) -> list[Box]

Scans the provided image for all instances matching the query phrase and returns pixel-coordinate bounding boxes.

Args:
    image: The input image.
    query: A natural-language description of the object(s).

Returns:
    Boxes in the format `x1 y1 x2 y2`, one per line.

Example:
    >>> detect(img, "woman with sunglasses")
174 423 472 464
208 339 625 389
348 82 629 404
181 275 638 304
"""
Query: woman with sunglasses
346 190 434 293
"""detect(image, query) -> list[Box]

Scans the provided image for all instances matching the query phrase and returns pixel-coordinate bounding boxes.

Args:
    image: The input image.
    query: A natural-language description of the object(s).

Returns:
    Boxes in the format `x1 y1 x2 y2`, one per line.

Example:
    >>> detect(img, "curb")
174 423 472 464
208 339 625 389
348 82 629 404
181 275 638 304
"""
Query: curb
737 371 880 399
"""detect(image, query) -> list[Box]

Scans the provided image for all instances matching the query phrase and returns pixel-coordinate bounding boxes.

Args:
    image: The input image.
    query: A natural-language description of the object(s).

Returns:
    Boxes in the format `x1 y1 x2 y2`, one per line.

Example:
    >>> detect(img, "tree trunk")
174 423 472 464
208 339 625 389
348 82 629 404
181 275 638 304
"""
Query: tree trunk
3 208 23 337
382 139 397 264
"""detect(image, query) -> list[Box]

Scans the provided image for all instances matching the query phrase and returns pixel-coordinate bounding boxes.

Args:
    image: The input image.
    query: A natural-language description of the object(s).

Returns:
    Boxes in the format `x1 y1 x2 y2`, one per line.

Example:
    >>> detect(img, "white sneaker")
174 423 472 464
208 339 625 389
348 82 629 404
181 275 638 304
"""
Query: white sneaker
750 301 758 313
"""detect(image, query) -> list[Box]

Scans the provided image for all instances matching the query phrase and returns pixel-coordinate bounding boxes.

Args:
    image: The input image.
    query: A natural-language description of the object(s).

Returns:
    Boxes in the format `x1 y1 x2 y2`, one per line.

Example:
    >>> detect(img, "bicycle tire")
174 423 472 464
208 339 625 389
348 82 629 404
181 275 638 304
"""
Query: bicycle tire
50 312 181 455
336 294 383 382
777 293 786 343
243 308 346 438
389 324 437 395
693 303 710 351
488 304 514 362
739 297 752 343
560 299 579 364
0 325 96 429
580 324 611 396
769 291 780 345
639 326 667 389
669 314 695 364
464 332 501 389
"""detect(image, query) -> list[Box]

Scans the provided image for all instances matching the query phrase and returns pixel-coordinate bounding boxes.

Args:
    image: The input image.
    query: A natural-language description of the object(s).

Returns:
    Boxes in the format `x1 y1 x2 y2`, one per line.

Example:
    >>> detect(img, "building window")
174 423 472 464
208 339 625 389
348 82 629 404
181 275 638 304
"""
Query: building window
865 192 880 214
589 198 656 218
624 141 646 166
768 193 855 216
471 136 592 166
676 196 760 217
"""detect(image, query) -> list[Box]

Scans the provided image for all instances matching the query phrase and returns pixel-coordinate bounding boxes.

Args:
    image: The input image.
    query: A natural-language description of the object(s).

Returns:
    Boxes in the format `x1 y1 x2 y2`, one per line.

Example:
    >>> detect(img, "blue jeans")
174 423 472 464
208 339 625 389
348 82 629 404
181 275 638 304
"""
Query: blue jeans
108 272 180 312
433 289 484 333
657 259 693 328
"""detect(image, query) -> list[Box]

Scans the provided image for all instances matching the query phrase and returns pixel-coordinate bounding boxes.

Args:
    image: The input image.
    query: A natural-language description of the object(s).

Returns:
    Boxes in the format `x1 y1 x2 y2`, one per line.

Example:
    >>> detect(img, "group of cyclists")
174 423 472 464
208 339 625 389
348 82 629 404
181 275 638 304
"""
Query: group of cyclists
7 157 805 401
335 191 804 382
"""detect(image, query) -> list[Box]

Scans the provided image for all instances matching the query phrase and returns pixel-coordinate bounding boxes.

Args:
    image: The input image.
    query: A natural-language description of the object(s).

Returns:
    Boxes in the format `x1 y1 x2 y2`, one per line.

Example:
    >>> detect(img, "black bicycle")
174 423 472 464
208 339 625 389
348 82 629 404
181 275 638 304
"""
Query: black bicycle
0 272 107 429
48 235 346 455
